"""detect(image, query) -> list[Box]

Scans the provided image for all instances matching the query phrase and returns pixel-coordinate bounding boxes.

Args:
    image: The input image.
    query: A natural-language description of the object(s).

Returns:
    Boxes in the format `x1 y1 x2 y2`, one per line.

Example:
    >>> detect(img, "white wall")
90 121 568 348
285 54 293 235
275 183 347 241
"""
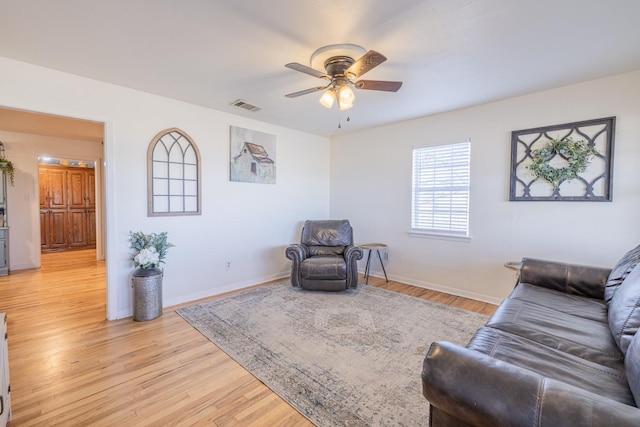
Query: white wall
0 57 330 319
331 70 640 304
0 131 104 270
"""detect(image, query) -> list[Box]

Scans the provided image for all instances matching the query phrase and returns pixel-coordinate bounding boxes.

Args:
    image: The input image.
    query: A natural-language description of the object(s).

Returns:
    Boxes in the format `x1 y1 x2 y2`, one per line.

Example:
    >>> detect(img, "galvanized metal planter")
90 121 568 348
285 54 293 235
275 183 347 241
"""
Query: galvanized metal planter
132 267 163 321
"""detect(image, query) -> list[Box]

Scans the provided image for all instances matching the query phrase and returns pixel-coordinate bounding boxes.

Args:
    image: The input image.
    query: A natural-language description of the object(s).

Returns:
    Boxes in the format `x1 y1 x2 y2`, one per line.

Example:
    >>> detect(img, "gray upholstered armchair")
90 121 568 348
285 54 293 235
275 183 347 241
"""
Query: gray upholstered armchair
285 220 363 291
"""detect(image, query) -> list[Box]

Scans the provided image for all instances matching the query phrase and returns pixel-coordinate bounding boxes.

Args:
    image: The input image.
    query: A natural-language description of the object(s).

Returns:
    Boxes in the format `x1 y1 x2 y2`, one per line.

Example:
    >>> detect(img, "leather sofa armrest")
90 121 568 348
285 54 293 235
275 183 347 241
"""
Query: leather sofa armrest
422 341 640 427
285 243 308 262
344 245 363 262
344 245 363 289
519 257 611 299
285 244 308 288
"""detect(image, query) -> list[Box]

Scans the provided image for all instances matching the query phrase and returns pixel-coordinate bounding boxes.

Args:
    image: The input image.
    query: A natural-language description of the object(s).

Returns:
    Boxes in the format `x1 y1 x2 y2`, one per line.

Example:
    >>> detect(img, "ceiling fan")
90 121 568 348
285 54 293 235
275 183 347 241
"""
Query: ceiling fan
285 46 402 110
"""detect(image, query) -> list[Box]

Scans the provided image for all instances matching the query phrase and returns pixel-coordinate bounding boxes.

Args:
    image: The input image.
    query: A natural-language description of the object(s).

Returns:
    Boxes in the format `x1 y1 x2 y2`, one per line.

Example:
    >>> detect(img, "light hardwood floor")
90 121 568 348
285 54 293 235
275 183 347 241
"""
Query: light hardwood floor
0 250 496 426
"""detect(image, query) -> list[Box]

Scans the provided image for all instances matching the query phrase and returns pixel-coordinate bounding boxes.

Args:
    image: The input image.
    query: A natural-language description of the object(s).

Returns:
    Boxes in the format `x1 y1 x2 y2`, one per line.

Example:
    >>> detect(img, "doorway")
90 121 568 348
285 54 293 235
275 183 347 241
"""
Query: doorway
39 157 98 253
0 106 107 314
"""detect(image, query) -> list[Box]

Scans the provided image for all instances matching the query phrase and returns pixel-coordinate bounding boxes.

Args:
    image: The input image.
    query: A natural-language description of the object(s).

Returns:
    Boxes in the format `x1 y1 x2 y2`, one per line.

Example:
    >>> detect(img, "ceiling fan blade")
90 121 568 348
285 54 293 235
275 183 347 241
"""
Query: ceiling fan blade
285 86 327 98
285 62 329 79
345 50 387 79
355 80 403 92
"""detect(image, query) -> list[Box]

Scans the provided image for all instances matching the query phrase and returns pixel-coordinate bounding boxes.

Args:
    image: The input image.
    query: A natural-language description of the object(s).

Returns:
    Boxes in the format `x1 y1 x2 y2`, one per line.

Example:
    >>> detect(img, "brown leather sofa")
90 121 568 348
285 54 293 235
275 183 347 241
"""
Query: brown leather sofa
422 247 640 426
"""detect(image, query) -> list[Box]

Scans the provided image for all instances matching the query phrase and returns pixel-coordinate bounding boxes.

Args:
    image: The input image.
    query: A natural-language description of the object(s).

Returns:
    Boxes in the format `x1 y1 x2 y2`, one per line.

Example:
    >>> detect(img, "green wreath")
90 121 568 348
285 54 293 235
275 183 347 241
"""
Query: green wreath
527 137 598 190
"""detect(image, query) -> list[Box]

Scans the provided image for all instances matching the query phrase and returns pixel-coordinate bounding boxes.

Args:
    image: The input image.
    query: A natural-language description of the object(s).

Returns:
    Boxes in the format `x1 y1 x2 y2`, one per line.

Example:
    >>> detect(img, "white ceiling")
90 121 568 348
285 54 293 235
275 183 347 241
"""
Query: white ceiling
1 0 639 137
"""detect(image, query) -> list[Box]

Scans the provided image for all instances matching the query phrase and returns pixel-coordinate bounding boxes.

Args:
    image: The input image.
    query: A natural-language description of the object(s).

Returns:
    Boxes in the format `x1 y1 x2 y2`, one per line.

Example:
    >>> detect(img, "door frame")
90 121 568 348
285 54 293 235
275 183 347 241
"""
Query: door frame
0 104 115 320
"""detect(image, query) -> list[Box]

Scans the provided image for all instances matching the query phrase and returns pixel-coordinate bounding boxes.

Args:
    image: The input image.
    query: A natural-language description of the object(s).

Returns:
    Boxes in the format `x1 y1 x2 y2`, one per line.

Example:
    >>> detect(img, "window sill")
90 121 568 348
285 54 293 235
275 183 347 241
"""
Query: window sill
407 231 472 243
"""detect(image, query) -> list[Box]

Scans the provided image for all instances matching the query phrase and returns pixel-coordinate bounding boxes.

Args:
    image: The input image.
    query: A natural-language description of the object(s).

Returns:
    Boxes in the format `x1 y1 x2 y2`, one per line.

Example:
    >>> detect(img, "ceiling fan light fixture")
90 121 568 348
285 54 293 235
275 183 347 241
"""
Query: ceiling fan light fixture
319 89 336 109
337 85 355 110
285 47 401 114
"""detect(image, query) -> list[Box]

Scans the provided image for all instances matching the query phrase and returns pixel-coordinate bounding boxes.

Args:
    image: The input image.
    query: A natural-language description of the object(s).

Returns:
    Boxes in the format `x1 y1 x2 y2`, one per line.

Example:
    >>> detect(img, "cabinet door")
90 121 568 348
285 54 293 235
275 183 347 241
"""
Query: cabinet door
48 170 68 209
68 209 87 248
49 210 69 250
68 170 87 209
86 171 96 208
40 210 48 249
86 209 96 248
39 170 49 209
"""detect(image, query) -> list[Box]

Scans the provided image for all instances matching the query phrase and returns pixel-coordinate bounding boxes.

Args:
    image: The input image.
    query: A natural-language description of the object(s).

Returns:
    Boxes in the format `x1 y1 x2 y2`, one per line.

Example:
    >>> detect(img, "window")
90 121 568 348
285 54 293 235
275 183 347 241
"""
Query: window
147 128 201 216
411 141 470 238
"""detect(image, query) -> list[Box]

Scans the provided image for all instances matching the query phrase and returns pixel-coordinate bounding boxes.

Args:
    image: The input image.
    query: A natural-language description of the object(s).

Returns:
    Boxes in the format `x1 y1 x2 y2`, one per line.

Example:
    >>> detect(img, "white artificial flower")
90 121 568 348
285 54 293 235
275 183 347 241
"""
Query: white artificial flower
134 247 160 268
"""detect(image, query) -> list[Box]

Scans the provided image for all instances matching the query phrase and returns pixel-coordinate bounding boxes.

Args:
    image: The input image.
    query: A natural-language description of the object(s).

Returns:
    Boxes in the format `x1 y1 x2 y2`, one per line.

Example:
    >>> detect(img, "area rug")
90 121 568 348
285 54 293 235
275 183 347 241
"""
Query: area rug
177 282 488 426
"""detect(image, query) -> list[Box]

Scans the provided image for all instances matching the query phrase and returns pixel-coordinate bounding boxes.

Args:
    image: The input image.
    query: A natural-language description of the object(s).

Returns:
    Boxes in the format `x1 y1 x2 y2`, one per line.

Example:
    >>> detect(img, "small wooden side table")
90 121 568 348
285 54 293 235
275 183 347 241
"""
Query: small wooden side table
504 261 522 271
359 243 388 284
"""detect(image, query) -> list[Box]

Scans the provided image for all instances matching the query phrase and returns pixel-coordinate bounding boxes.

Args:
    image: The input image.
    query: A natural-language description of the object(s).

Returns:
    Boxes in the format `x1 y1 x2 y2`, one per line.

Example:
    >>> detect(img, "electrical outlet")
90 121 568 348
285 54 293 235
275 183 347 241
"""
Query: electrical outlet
383 251 389 261
225 261 231 270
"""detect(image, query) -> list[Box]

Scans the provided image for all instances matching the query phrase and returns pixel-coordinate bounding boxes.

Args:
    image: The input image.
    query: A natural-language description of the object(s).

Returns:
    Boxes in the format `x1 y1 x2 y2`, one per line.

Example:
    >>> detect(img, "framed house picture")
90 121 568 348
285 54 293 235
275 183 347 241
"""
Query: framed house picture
230 126 276 184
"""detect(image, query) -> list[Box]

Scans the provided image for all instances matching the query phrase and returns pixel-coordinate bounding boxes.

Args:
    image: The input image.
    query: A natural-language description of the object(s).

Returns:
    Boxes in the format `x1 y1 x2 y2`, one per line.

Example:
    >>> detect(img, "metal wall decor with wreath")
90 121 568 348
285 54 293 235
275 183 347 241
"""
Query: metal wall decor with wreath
509 117 615 201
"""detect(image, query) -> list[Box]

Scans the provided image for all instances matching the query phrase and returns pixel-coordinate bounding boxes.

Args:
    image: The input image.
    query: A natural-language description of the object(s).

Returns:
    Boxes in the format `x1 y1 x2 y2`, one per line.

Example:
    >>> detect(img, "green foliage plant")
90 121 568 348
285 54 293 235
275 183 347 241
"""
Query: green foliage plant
528 138 598 190
0 159 15 186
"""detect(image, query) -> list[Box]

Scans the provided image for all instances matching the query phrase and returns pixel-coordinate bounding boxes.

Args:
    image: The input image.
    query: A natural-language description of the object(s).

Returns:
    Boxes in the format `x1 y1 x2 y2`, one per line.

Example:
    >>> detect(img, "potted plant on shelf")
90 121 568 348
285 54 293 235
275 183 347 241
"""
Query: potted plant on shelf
129 231 174 321
0 159 15 186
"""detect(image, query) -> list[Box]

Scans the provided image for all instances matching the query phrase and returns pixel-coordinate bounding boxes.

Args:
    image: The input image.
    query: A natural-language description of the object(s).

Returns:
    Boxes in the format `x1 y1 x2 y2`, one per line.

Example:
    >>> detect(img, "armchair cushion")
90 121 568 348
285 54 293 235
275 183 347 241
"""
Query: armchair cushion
301 256 347 280
308 245 345 257
301 219 352 247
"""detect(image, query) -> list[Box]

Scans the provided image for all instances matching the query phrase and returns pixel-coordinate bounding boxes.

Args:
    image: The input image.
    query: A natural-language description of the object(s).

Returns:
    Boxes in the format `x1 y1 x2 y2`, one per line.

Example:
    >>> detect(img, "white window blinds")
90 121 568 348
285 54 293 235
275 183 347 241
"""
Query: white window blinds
411 142 470 237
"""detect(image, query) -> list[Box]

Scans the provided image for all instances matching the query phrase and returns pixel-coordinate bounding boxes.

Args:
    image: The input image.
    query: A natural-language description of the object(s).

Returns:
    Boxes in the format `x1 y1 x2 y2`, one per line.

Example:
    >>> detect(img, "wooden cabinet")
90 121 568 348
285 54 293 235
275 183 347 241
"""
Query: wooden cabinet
0 313 11 426
40 166 96 252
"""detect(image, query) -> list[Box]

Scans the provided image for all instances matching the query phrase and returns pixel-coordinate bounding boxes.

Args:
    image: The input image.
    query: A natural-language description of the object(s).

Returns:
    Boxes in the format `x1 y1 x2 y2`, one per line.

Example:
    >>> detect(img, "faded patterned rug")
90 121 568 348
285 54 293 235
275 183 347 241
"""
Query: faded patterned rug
177 282 488 426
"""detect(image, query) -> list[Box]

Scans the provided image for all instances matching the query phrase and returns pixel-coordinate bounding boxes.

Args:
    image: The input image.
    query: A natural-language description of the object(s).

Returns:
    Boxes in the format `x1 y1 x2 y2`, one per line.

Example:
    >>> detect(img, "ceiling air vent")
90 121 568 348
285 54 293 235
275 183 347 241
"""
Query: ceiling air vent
230 99 262 112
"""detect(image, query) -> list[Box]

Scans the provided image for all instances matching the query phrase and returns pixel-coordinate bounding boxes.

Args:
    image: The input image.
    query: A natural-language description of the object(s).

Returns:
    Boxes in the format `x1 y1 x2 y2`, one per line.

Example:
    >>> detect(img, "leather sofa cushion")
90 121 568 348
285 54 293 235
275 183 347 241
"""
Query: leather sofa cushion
510 283 608 322
308 245 345 257
609 264 640 354
606 244 640 305
300 256 347 280
487 298 623 368
301 219 352 247
468 327 634 405
625 330 640 406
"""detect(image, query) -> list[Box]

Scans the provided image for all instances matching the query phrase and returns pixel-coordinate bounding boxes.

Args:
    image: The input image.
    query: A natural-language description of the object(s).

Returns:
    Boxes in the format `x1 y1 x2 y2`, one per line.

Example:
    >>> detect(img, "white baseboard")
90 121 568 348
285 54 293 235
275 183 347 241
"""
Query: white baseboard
9 262 39 271
360 269 503 306
165 272 289 309
118 272 290 319
119 271 503 319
